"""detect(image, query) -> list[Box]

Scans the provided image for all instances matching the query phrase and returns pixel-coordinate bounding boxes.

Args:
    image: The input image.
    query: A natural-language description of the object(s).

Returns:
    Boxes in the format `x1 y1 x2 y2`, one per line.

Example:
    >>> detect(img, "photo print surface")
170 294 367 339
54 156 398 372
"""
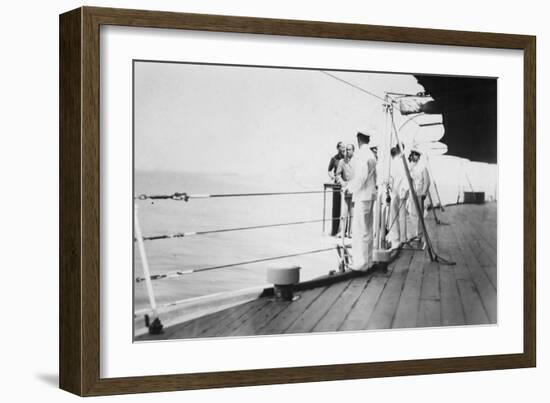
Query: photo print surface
133 60 497 341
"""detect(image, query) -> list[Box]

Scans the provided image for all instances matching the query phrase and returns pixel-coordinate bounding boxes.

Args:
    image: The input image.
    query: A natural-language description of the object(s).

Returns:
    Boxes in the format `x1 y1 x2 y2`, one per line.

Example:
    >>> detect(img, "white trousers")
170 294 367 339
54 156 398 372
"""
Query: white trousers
389 193 408 245
409 194 425 239
340 192 353 237
351 200 374 271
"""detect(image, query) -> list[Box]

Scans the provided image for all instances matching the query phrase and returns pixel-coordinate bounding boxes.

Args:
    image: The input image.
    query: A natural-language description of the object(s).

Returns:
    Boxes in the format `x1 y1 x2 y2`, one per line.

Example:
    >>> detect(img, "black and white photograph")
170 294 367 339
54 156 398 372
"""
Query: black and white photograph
133 61 497 341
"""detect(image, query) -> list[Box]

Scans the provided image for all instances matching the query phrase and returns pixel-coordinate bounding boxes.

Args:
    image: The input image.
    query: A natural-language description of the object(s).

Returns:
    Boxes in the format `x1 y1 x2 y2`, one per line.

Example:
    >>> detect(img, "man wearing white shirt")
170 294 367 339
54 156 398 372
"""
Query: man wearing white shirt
345 130 378 271
408 149 431 242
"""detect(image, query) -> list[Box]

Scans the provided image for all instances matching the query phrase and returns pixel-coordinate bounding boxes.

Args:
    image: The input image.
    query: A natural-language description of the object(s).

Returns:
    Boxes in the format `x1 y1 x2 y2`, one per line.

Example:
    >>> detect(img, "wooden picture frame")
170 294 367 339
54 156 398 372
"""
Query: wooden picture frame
59 6 536 396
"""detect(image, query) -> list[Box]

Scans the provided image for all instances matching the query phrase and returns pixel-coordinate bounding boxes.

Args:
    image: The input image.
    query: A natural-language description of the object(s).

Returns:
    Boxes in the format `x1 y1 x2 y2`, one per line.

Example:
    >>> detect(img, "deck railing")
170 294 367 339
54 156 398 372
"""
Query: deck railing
134 188 352 334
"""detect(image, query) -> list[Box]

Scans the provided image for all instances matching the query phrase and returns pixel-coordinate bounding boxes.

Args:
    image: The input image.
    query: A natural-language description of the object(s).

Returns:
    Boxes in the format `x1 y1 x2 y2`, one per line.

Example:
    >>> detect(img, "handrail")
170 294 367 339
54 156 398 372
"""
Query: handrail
135 189 340 201
138 215 349 241
135 246 341 283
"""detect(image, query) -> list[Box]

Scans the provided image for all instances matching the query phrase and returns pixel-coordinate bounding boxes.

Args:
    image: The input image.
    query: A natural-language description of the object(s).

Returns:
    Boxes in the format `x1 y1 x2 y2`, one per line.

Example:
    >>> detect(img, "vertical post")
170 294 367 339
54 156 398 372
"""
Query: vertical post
322 184 327 234
340 188 347 272
134 204 163 333
376 98 392 249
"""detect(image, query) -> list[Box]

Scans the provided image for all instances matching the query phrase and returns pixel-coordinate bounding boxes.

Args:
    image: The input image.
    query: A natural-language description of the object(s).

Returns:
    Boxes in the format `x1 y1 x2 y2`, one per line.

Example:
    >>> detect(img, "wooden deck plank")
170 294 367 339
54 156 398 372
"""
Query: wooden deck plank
444 226 473 282
456 279 490 325
455 218 497 289
313 277 368 332
467 207 497 250
365 252 413 330
285 279 352 334
435 226 471 327
392 251 425 328
227 300 291 337
470 242 497 290
425 221 465 327
155 298 267 340
417 261 441 327
257 287 327 335
440 264 466 326
339 273 388 331
462 264 497 323
450 220 497 323
206 299 270 337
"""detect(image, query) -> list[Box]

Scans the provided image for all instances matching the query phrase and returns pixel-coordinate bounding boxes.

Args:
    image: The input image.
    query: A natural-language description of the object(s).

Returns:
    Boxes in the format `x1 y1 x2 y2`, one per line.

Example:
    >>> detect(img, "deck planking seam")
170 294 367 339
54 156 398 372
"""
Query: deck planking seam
391 250 425 328
365 251 414 330
285 279 354 334
446 219 494 324
466 210 497 250
335 275 376 330
433 224 467 326
209 299 271 337
338 270 394 331
257 286 328 335
416 227 442 328
436 212 474 326
452 217 497 305
312 276 371 332
157 298 267 340
226 300 292 337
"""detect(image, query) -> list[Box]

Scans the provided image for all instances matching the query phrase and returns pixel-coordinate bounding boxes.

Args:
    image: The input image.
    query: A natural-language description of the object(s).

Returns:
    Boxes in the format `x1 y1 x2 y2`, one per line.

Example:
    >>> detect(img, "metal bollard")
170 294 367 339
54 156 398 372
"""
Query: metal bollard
266 265 301 301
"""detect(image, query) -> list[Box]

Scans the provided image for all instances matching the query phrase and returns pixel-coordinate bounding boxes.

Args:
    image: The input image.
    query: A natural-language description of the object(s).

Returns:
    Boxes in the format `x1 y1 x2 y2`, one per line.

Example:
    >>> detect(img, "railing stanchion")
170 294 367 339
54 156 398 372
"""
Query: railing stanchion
134 204 163 334
322 184 327 234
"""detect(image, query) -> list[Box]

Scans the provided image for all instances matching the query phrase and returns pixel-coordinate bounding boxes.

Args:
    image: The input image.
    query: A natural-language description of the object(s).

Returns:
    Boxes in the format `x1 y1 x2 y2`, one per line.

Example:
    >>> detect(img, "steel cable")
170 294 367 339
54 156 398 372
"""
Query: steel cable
135 247 340 282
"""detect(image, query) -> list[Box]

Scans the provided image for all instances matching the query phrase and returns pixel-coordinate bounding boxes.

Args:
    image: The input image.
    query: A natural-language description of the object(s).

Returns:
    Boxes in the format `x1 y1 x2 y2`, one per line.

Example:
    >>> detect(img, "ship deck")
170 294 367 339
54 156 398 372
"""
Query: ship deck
137 203 497 341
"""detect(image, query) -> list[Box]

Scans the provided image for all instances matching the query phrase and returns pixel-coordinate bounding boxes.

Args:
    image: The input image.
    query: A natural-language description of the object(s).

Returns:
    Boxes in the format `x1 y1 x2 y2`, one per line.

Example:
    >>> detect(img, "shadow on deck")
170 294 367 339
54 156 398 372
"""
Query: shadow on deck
137 203 497 341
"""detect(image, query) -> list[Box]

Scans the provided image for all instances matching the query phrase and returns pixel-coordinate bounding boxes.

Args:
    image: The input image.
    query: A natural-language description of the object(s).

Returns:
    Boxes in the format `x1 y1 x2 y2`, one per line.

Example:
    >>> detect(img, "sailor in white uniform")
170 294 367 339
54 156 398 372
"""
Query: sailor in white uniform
345 130 378 271
408 148 431 242
388 144 409 248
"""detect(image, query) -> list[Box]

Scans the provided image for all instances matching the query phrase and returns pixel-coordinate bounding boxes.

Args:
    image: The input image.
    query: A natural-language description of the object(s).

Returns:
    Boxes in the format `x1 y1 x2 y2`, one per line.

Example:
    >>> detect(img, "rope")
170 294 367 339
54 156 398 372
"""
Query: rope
135 189 339 201
140 216 350 241
135 247 337 283
320 71 387 102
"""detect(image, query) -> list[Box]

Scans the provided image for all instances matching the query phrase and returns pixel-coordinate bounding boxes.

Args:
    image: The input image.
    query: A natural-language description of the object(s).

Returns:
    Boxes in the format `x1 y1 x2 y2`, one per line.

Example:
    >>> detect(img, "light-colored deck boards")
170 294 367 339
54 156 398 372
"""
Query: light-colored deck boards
285 279 352 334
455 217 497 288
431 218 466 326
338 273 388 331
465 207 497 250
149 298 267 340
456 279 490 325
312 277 368 332
227 299 291 336
257 286 327 335
449 218 496 323
201 298 270 338
416 261 441 327
392 251 425 328
137 203 497 341
365 252 413 330
439 263 466 326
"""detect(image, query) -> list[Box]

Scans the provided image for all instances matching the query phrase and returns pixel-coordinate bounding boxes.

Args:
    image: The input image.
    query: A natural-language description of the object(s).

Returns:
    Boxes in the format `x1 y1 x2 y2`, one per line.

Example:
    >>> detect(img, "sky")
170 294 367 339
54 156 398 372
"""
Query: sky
134 61 496 188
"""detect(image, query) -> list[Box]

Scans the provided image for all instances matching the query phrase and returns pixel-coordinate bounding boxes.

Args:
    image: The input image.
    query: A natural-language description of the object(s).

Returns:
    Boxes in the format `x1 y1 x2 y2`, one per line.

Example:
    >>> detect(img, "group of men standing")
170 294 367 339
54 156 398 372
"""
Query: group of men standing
327 130 431 272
